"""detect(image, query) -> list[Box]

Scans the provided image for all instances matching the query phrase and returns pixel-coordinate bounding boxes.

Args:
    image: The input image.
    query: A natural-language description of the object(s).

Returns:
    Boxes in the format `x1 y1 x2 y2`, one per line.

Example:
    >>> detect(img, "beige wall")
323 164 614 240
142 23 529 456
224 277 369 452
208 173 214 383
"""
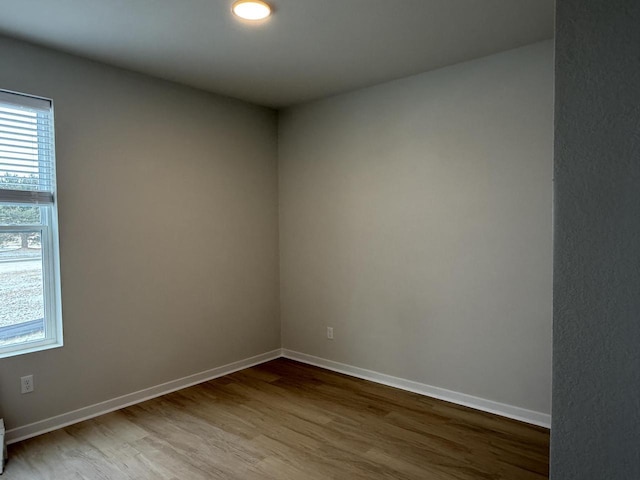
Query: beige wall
0 35 553 431
279 41 553 414
0 36 280 428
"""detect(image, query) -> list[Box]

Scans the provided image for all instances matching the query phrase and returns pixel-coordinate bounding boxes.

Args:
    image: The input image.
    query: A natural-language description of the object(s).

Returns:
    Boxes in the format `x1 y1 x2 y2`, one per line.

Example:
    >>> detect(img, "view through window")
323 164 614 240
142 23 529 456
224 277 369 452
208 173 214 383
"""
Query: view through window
0 90 62 357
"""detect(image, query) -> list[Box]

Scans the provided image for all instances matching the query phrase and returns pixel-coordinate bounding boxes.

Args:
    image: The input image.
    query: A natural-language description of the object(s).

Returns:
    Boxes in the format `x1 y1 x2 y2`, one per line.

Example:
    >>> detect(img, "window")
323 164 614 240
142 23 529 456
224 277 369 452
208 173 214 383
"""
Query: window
0 90 62 358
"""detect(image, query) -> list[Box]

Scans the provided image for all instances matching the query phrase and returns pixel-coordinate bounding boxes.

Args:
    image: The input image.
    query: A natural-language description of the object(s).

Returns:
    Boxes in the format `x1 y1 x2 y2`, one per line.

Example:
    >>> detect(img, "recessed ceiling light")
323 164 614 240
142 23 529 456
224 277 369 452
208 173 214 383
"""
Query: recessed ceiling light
232 0 272 21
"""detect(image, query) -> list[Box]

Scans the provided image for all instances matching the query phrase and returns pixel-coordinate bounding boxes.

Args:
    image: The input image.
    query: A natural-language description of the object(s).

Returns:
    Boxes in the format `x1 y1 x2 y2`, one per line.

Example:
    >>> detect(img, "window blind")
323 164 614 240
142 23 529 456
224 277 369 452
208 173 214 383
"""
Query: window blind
0 90 55 204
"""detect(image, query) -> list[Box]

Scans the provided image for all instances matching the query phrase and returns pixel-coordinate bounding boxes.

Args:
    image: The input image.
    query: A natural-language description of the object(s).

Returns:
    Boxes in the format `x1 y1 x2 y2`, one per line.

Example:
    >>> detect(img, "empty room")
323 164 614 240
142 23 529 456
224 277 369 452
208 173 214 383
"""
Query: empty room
0 1 638 479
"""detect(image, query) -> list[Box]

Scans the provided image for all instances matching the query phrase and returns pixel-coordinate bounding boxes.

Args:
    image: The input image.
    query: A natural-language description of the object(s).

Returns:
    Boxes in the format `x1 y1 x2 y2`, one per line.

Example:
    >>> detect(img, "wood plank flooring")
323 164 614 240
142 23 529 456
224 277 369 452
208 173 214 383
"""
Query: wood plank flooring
4 359 549 479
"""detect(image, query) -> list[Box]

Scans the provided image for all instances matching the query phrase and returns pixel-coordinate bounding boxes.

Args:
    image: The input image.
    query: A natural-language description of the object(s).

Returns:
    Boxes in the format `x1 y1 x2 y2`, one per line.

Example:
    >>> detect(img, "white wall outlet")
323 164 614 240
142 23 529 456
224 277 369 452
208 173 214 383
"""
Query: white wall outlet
327 327 334 339
21 375 34 394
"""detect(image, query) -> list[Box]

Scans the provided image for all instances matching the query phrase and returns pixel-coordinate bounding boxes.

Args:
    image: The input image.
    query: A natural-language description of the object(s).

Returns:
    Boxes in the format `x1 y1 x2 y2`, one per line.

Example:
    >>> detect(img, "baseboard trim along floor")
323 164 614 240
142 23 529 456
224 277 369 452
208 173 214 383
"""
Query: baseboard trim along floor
281 349 551 428
5 349 282 444
6 347 550 444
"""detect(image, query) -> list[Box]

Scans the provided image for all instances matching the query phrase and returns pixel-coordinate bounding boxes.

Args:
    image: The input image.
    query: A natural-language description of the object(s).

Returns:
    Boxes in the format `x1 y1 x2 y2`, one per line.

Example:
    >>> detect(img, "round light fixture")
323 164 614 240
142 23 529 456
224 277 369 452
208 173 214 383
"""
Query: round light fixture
232 0 272 20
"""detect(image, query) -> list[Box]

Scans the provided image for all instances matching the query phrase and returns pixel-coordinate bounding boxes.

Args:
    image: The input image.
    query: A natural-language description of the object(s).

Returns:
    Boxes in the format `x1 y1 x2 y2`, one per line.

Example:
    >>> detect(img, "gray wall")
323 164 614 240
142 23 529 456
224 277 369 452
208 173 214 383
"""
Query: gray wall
279 41 553 414
551 1 640 478
0 33 556 434
0 36 280 429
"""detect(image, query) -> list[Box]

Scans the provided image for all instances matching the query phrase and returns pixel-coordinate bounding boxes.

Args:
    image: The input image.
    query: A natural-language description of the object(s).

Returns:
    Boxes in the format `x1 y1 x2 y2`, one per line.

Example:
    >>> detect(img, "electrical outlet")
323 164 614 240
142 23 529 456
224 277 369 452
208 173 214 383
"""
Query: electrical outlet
21 375 34 394
327 327 334 339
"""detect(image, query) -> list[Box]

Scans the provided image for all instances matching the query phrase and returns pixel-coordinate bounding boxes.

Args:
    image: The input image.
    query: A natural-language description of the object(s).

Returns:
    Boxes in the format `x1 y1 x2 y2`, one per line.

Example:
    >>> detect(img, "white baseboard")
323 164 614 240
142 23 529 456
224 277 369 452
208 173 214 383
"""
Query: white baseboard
282 349 551 428
6 347 549 444
5 349 282 445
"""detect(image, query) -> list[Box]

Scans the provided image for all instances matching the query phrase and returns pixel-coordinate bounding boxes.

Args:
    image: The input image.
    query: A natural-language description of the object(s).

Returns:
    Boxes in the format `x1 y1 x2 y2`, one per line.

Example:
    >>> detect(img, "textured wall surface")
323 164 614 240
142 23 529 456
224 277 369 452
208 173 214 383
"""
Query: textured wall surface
0 36 280 430
279 41 553 414
551 1 640 478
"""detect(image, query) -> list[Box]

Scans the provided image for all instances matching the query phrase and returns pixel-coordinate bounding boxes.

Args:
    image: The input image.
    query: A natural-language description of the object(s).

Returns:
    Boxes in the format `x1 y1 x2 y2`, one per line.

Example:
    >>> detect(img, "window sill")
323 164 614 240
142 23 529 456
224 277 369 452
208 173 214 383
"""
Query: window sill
0 339 63 359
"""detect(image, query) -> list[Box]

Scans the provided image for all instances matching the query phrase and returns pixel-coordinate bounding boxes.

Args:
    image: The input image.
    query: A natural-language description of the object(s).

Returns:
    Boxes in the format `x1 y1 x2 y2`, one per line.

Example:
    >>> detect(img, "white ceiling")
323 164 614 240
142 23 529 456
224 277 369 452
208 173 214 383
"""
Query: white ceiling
0 0 554 108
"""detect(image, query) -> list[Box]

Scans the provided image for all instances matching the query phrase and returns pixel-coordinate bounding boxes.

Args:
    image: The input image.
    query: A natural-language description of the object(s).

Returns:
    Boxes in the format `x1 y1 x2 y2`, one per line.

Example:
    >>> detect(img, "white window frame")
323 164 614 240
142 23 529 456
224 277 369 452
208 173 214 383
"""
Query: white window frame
0 89 63 358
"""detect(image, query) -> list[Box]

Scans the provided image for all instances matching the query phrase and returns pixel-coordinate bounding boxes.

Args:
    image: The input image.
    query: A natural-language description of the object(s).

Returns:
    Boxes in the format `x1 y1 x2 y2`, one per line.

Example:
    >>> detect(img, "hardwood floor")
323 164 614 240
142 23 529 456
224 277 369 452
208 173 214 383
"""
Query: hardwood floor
5 359 549 479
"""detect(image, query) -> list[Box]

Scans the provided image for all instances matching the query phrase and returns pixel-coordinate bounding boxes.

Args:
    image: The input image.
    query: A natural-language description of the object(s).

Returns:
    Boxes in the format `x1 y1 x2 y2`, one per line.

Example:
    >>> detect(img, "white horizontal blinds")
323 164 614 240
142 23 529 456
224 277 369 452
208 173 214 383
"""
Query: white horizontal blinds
0 90 55 204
